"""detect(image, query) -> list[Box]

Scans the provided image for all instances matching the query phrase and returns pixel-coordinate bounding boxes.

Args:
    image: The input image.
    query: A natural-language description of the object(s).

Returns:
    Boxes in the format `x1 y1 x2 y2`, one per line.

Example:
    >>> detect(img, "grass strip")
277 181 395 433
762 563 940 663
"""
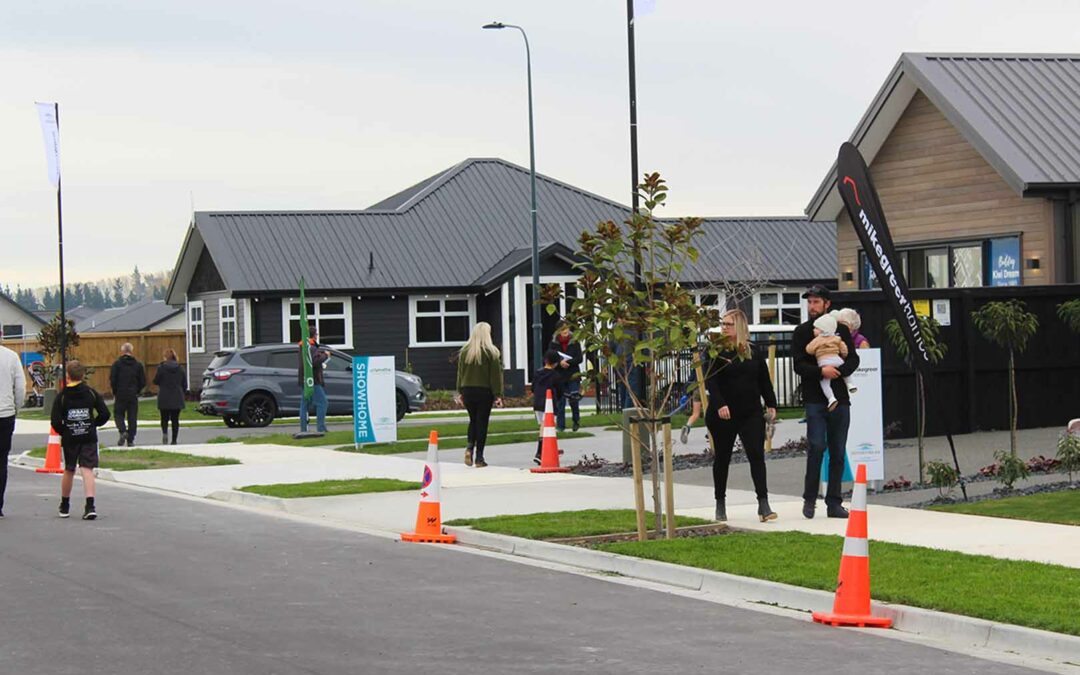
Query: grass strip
27 447 239 471
238 478 420 498
335 431 593 455
929 488 1080 526
446 509 711 540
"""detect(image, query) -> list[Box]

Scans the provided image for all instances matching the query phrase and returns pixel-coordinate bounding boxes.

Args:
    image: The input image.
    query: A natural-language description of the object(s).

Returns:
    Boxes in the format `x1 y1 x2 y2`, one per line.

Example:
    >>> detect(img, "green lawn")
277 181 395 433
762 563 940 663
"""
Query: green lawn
335 431 594 455
930 489 1080 526
446 509 711 540
20 398 207 422
238 478 420 498
28 447 239 471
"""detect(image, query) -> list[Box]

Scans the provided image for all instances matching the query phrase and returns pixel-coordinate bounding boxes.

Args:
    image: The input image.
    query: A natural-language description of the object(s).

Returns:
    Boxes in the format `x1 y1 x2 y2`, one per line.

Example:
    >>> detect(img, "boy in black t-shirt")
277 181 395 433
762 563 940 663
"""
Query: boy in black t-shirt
50 360 111 520
531 350 565 465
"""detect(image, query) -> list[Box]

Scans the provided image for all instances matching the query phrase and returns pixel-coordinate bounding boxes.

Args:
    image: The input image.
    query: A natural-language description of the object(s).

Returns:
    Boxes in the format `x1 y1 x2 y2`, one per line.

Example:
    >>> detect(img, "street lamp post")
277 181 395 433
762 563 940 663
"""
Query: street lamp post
483 21 543 374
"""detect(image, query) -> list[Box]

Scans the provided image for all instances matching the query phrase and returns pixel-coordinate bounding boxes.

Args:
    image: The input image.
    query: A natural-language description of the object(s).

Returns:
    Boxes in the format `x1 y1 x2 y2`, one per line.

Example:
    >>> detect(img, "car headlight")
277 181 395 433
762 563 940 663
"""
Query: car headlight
402 373 422 385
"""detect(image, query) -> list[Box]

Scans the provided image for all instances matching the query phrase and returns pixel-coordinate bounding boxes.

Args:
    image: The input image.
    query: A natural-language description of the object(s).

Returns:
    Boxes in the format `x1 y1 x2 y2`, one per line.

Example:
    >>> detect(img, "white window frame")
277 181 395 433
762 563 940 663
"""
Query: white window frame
693 290 727 312
219 299 238 350
408 295 476 347
281 297 353 349
188 300 205 354
752 287 806 330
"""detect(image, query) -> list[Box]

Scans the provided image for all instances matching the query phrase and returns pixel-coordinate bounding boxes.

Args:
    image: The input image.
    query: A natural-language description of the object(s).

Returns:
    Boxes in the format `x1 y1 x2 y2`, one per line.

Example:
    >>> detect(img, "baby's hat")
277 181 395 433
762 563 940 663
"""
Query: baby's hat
814 314 838 334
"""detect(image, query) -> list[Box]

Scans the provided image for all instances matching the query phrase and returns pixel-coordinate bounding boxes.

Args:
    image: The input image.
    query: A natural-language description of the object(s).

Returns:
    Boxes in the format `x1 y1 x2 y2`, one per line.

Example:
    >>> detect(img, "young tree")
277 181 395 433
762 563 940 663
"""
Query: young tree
885 315 947 483
971 300 1038 458
1058 298 1080 333
37 314 81 387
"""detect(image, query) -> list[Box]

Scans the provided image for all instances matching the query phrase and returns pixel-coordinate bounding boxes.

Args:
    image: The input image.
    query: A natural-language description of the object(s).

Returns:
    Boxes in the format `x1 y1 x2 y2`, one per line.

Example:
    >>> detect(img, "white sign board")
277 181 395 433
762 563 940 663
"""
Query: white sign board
845 348 885 481
353 355 398 444
932 299 951 327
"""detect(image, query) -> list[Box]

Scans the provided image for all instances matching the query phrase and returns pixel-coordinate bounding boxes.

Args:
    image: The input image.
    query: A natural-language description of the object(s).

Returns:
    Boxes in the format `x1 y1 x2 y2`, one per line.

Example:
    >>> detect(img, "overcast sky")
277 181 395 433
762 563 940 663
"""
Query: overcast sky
3 0 1080 290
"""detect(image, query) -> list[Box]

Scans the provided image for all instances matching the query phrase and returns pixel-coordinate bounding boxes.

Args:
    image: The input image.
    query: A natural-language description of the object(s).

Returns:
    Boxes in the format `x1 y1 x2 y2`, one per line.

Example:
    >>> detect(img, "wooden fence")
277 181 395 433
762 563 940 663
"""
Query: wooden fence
1 330 188 398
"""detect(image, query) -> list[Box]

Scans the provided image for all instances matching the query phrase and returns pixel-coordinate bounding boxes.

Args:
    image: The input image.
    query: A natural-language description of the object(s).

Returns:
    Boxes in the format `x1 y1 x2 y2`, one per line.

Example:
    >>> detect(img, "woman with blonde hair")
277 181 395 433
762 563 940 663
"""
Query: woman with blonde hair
704 309 778 522
455 322 504 467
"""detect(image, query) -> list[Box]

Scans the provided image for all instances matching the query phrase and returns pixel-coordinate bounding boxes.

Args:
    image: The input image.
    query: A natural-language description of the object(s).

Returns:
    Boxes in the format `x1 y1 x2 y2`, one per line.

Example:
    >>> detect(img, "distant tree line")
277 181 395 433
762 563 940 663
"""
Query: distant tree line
3 266 171 313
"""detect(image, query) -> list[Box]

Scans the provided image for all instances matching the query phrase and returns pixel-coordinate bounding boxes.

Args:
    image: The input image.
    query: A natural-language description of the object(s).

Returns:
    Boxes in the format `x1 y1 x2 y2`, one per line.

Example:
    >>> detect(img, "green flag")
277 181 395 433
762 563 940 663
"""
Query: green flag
299 277 314 401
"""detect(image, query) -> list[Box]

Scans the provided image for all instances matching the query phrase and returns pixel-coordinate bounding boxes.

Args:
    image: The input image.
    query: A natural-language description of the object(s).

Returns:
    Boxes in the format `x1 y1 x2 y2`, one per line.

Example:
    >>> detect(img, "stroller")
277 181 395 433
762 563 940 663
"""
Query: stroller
26 361 48 408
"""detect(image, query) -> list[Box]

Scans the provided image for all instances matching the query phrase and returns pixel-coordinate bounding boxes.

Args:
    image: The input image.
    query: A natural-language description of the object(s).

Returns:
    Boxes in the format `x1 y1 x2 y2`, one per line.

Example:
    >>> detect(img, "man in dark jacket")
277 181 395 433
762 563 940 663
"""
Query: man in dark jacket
297 326 330 433
792 285 859 519
109 343 146 446
51 360 110 520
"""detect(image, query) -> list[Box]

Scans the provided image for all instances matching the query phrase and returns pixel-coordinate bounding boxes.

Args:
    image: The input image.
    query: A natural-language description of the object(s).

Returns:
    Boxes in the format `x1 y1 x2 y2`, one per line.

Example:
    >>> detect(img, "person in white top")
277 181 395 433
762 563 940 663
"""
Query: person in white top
0 328 28 518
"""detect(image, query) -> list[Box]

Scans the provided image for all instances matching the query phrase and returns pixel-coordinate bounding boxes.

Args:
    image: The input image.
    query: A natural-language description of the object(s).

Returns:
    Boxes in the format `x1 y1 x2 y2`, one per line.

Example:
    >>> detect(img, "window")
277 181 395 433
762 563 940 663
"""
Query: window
753 289 804 327
1 324 24 339
325 352 352 372
268 350 297 370
409 295 475 346
188 301 204 354
952 245 983 287
282 297 352 348
860 240 991 289
219 299 237 350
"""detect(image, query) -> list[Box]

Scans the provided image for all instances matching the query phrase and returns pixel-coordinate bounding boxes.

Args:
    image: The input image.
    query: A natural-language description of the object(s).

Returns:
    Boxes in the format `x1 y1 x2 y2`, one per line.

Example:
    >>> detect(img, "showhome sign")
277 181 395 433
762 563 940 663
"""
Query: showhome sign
353 355 397 445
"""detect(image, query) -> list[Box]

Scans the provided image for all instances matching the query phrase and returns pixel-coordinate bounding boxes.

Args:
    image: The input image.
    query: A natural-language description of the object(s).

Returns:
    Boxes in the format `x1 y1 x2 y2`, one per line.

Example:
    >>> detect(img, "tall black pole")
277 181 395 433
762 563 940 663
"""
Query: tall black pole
55 102 67 386
626 0 645 403
522 28 542 375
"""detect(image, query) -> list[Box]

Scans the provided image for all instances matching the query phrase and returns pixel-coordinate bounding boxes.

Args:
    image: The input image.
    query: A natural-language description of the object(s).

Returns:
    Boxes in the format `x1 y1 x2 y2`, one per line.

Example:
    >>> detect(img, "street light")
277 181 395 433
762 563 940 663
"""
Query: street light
483 20 543 374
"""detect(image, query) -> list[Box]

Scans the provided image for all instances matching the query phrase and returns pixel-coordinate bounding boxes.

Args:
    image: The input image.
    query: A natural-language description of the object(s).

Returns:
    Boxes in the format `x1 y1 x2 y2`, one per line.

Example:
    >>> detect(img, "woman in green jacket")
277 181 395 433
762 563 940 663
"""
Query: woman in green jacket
456 322 504 467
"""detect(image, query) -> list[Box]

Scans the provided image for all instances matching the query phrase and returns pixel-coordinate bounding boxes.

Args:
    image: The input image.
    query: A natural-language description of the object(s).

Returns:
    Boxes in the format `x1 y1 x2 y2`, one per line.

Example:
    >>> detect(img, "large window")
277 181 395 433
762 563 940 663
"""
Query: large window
219 299 237 350
753 289 804 327
188 301 204 354
860 239 998 290
409 295 474 347
283 298 352 348
1 324 24 339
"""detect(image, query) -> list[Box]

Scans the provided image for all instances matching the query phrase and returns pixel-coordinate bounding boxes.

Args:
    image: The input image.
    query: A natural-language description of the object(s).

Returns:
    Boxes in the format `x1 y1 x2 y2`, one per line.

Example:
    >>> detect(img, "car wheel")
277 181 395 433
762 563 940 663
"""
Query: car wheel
240 392 277 428
223 415 239 428
396 390 408 422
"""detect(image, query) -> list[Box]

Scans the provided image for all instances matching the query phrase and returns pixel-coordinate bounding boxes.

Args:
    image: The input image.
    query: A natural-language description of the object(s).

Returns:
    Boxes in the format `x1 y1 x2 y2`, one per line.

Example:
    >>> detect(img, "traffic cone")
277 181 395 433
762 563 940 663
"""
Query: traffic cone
531 390 570 474
401 431 456 544
812 463 891 628
36 427 64 474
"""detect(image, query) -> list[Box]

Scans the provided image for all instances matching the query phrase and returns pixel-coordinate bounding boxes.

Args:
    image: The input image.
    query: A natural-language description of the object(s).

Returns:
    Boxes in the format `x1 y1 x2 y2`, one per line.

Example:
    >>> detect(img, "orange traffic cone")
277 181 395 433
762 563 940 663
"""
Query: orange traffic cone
401 431 456 544
812 463 891 628
531 390 570 474
36 427 64 474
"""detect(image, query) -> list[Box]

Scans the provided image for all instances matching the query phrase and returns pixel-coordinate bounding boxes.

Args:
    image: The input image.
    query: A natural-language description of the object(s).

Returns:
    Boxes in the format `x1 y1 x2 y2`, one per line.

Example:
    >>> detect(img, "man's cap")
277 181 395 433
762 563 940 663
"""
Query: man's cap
801 284 831 300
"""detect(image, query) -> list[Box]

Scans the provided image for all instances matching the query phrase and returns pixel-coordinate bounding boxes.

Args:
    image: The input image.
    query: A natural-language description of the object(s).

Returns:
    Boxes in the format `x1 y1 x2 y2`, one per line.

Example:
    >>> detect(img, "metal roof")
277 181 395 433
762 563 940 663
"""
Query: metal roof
75 299 183 333
180 158 835 296
808 53 1080 221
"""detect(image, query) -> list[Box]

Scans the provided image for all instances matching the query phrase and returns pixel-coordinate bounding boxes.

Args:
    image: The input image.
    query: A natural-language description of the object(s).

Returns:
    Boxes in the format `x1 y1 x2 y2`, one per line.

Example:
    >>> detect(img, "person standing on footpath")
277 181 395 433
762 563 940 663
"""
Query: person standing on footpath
792 285 860 519
0 329 27 518
549 321 583 432
704 309 778 523
110 342 146 447
153 349 187 445
455 322 504 468
297 325 329 434
50 360 110 520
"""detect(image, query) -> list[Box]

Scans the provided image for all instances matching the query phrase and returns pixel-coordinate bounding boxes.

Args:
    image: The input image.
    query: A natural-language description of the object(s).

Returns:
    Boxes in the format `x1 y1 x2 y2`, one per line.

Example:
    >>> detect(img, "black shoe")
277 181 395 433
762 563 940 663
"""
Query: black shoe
128 437 136 447
572 423 580 432
714 499 727 522
117 436 126 447
757 498 777 522
171 439 178 445
827 505 850 519
58 500 70 518
802 501 815 519
0 510 5 519
474 459 488 468
82 504 97 521
162 432 169 444
533 455 542 466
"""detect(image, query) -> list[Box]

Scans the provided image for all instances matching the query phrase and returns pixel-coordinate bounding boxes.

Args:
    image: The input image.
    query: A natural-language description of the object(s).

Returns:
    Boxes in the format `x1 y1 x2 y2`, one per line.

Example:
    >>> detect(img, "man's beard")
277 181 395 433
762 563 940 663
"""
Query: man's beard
808 307 823 321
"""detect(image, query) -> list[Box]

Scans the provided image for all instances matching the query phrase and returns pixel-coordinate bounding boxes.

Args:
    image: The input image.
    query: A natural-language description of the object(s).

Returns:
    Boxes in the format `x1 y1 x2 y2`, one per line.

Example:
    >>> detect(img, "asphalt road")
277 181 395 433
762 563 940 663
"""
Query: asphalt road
0 468 1042 675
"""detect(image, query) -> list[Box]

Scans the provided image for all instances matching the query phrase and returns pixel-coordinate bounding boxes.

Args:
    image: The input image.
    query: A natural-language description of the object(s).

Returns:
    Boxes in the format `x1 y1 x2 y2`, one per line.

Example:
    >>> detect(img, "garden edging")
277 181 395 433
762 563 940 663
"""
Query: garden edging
445 525 1080 668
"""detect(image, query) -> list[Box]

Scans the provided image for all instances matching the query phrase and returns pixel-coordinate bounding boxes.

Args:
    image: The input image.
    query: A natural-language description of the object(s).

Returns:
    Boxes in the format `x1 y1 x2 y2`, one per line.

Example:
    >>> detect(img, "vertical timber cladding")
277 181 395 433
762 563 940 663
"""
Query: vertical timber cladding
836 91 1054 288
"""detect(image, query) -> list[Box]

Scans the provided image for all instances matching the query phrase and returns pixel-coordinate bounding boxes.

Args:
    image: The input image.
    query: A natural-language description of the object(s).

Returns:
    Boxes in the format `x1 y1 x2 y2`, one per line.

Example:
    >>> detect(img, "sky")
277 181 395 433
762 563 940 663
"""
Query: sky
3 0 1080 290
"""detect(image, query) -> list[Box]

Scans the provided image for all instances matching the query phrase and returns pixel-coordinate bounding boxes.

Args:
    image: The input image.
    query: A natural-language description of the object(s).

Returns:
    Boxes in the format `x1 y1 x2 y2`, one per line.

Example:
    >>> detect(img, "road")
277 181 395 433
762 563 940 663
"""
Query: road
0 468 1043 675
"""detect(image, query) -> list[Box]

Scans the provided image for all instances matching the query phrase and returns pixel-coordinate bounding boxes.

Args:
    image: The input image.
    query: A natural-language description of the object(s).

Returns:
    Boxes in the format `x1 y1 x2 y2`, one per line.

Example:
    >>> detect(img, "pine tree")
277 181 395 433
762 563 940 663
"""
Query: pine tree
111 279 125 307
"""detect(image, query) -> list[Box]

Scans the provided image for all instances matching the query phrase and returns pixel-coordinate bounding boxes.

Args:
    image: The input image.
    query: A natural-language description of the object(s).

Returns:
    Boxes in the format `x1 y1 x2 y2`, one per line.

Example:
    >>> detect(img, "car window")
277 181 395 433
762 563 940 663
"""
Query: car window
325 352 352 372
267 350 298 370
207 353 234 370
240 351 270 367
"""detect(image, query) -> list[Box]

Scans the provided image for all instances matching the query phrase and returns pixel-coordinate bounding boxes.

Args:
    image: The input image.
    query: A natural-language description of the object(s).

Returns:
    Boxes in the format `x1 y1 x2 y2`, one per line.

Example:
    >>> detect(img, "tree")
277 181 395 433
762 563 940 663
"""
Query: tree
111 278 125 307
1058 298 1080 333
42 288 57 311
971 300 1038 458
37 314 80 387
885 315 947 483
546 173 723 540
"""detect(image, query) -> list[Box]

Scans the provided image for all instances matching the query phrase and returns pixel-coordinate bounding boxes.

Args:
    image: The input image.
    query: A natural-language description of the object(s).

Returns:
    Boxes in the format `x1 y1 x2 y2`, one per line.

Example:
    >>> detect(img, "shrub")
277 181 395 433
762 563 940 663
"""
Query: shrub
994 449 1030 490
1024 455 1060 473
883 476 912 491
1057 432 1080 484
924 460 959 498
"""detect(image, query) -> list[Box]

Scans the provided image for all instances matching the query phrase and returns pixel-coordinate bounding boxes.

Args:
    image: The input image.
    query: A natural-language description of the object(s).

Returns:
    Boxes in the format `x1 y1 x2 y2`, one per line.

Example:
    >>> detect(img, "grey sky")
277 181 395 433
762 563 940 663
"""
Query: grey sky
3 0 1080 289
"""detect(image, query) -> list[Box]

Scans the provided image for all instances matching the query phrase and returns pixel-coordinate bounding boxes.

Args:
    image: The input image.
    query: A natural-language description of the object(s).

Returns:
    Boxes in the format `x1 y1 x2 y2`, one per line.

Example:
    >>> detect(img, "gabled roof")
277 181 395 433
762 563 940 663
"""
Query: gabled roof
75 299 183 333
807 53 1080 221
472 242 580 288
0 292 46 332
168 158 835 303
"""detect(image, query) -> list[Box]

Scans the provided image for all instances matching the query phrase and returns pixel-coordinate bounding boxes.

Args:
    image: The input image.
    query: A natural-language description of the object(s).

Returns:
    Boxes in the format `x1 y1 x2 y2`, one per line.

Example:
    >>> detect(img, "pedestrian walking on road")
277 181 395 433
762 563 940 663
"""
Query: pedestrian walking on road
704 309 778 523
110 342 146 447
153 348 187 445
0 330 27 518
50 360 110 520
793 285 860 520
455 322 504 468
549 321 583 432
297 326 329 433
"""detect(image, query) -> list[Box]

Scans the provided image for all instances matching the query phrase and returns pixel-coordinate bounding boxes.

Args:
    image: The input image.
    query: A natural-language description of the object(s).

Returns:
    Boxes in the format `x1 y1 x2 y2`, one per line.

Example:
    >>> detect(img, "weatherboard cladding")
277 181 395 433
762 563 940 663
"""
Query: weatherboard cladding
194 159 834 294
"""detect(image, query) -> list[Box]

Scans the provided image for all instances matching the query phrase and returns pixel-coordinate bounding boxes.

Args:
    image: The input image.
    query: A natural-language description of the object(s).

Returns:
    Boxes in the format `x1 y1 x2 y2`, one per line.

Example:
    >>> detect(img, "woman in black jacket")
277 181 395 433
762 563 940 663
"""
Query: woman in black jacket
153 349 187 445
548 322 583 432
705 309 778 523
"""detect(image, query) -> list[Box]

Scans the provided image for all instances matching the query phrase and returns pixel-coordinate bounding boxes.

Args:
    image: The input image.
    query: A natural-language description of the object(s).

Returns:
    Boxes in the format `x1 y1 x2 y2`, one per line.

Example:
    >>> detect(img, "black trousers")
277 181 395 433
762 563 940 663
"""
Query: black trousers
0 415 14 511
705 409 769 500
160 410 181 442
114 396 139 441
461 387 494 458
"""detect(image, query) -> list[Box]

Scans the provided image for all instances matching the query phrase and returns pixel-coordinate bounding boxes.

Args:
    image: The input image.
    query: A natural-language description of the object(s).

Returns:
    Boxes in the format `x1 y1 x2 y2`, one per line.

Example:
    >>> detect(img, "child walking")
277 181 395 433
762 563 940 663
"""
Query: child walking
531 350 565 465
49 360 110 520
805 315 856 412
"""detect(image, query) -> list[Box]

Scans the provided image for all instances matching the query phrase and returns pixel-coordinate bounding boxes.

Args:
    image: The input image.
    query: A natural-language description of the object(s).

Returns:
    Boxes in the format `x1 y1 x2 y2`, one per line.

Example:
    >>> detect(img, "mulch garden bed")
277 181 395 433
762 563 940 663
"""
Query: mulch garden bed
905 480 1080 509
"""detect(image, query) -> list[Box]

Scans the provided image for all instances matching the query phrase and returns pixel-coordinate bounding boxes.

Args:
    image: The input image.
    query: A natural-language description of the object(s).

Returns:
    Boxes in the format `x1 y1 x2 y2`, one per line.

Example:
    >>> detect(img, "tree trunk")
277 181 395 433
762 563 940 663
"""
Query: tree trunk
1009 349 1018 458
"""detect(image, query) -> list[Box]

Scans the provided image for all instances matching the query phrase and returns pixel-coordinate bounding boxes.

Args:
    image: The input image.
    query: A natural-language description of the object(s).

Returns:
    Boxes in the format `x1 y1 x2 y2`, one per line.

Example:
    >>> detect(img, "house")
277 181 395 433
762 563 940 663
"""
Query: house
807 53 1080 288
74 299 185 334
0 292 45 340
167 158 836 391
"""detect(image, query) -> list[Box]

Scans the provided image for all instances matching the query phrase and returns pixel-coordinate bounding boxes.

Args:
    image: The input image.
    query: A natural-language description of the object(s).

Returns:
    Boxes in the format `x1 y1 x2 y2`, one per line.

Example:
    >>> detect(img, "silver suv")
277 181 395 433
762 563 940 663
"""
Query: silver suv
197 344 426 427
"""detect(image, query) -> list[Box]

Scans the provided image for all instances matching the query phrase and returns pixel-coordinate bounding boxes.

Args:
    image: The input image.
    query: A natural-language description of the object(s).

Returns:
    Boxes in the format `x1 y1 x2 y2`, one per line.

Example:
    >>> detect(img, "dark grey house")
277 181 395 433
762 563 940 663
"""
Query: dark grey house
166 158 836 390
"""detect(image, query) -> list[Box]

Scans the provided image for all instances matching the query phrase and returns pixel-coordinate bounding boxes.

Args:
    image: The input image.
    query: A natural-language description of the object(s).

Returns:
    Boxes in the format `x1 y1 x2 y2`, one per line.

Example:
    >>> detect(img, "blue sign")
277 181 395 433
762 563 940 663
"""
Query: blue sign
989 237 1021 287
